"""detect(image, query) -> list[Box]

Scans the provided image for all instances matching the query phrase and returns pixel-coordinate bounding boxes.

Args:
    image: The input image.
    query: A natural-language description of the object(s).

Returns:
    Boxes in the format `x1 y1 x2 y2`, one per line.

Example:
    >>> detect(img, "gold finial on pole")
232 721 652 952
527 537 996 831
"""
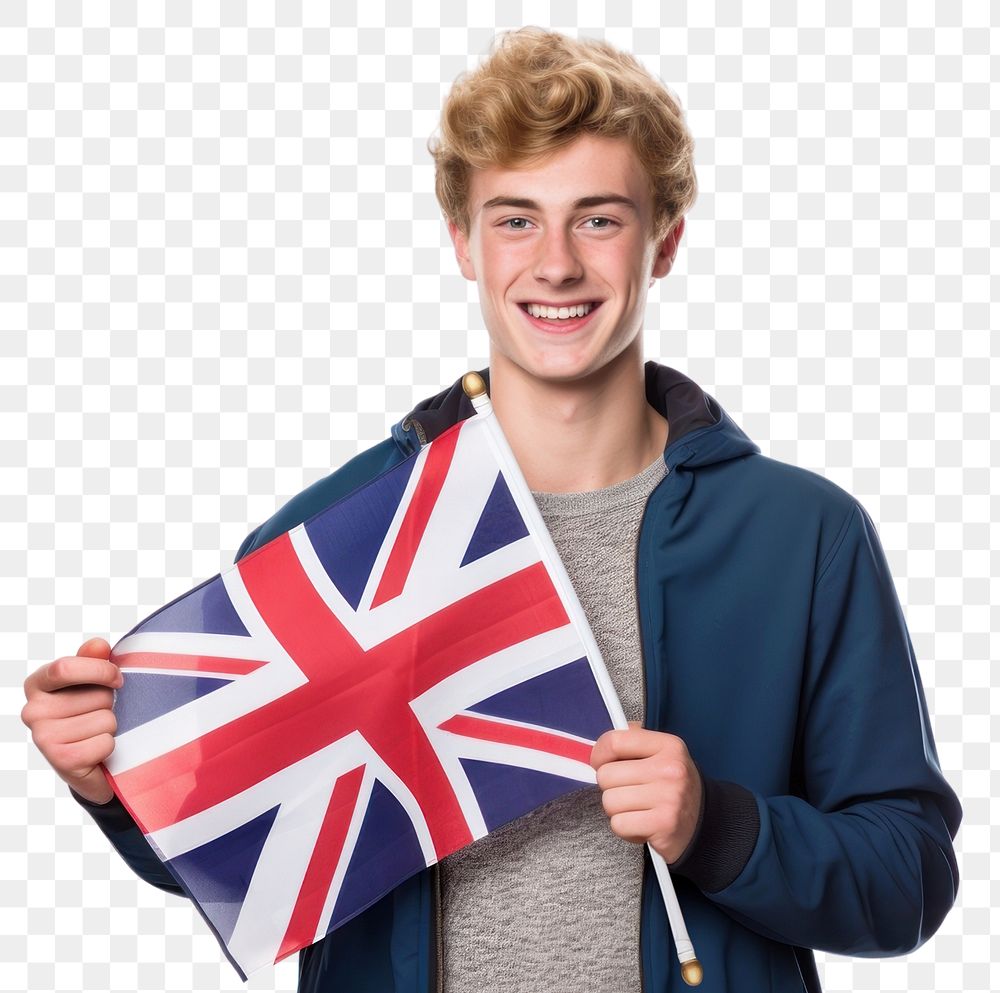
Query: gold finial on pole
462 371 492 415
649 848 702 986
462 371 487 399
681 959 704 986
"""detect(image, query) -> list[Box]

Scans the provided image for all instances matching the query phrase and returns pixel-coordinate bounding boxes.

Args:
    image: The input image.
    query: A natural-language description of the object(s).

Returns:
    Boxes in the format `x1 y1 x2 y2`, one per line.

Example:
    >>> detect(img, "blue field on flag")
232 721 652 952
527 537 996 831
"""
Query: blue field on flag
104 410 618 977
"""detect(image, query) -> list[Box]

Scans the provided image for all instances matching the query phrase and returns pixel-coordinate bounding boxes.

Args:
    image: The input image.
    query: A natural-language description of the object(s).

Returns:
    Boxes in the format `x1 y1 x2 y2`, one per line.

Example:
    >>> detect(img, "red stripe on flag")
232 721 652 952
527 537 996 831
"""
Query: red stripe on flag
403 559 570 691
276 765 365 963
113 530 367 832
114 537 570 857
113 652 267 676
115 533 513 848
438 713 594 766
371 422 460 609
361 703 472 860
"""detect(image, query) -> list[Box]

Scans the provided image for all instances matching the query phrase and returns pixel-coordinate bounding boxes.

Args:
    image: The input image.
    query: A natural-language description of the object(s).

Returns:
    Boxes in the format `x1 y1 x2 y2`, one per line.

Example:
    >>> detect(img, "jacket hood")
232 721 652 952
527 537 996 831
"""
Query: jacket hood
390 359 760 470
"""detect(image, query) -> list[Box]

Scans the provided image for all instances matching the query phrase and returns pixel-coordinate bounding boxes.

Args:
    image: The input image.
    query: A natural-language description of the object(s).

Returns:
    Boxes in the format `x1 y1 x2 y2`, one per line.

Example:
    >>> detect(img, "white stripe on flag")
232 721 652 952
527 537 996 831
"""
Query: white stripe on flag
107 566 307 774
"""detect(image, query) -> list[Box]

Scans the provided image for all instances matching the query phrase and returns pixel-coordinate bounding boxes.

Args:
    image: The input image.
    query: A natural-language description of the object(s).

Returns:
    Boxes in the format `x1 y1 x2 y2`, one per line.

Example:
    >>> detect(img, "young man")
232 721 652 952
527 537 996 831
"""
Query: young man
22 27 960 993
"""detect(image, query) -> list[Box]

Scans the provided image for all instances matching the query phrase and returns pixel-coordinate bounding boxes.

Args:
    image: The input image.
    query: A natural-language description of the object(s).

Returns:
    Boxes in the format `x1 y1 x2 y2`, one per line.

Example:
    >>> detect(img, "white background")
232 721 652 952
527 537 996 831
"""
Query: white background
1 2 994 991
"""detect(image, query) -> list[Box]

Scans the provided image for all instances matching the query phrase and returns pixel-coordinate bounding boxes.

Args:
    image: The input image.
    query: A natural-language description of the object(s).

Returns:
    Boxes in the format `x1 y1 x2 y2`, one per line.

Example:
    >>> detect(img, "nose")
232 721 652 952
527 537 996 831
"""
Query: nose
532 225 584 285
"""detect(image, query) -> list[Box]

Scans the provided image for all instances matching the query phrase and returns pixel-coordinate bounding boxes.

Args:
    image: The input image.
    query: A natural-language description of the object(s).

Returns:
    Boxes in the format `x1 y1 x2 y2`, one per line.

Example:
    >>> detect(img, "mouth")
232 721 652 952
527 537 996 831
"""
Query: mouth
517 300 604 335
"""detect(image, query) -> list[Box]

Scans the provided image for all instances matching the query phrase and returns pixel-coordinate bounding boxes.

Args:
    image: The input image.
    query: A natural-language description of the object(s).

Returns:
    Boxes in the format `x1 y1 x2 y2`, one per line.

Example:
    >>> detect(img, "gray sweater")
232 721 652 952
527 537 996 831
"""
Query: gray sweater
440 453 669 993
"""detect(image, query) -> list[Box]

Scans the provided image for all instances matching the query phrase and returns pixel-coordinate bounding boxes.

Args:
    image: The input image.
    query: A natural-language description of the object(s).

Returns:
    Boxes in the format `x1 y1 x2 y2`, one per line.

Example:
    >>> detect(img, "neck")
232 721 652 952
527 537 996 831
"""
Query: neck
488 342 669 494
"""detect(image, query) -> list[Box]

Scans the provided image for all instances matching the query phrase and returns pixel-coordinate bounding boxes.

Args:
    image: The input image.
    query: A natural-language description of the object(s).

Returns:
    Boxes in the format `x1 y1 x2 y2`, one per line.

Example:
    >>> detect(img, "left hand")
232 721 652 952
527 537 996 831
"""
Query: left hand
590 721 703 864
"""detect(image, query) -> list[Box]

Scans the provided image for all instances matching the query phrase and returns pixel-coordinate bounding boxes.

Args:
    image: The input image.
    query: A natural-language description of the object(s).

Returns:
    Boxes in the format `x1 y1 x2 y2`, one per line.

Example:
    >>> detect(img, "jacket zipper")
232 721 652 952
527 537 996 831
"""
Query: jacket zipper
635 460 669 993
636 512 647 993
401 414 427 449
432 860 443 993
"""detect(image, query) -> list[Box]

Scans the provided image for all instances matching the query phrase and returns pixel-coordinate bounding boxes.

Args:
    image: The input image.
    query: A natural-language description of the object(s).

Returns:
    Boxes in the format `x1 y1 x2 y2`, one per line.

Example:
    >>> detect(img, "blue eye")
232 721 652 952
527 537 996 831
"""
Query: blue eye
499 216 618 231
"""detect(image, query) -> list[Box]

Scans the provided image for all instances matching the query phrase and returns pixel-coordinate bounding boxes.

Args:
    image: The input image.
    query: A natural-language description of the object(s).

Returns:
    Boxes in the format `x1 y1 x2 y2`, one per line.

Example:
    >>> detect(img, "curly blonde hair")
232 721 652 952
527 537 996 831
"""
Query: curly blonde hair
427 27 697 244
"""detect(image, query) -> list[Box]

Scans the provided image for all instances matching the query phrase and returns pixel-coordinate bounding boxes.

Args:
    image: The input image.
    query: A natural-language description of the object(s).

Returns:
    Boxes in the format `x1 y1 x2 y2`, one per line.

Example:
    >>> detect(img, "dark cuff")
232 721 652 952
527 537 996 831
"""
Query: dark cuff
667 763 761 894
69 787 138 833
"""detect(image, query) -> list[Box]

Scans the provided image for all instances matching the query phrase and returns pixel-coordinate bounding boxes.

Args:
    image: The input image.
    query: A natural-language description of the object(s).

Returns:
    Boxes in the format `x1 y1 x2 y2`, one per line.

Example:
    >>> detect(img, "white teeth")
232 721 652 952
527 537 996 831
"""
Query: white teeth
525 302 594 319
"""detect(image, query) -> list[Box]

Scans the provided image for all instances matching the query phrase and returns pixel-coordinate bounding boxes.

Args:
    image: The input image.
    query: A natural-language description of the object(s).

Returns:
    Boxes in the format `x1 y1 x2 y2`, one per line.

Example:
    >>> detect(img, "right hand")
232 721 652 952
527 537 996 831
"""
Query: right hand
21 636 121 805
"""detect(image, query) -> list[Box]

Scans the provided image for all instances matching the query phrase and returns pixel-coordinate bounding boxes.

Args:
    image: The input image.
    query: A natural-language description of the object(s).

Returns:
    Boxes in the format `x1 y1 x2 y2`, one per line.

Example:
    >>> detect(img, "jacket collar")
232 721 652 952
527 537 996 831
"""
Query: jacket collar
391 359 760 469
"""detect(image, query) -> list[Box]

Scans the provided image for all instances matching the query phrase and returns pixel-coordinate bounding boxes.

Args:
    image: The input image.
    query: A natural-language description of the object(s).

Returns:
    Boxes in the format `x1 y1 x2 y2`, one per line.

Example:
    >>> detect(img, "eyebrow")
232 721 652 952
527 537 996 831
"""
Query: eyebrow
479 193 639 214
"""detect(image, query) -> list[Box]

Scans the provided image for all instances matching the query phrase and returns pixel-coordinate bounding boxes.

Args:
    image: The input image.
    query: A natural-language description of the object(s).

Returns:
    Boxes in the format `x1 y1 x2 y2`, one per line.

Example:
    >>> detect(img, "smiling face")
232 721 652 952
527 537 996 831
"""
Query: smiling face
448 133 685 390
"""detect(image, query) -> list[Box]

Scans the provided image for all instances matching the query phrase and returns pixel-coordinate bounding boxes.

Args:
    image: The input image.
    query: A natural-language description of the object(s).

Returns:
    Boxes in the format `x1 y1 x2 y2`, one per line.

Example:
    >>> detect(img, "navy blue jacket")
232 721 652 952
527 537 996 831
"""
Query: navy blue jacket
75 360 961 992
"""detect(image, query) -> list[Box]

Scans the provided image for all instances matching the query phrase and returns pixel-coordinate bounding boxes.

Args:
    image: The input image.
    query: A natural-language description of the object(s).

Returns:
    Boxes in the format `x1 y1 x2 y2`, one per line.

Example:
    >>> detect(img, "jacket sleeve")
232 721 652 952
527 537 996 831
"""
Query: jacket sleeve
669 500 962 956
69 787 185 896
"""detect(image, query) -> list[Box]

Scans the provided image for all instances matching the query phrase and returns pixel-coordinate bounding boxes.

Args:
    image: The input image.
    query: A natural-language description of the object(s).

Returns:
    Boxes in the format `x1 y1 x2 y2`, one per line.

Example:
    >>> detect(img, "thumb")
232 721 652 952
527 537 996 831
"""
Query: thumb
76 636 112 659
627 720 642 730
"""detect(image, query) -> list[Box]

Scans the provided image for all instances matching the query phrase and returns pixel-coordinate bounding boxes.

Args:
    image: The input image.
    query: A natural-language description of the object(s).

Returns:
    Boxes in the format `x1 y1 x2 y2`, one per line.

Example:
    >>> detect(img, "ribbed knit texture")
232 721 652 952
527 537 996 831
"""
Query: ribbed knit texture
440 453 668 993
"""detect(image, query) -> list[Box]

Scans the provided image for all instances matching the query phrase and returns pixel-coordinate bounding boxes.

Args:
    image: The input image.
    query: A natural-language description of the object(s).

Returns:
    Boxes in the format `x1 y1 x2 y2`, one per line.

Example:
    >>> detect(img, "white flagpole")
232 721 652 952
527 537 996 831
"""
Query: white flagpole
461 372 703 987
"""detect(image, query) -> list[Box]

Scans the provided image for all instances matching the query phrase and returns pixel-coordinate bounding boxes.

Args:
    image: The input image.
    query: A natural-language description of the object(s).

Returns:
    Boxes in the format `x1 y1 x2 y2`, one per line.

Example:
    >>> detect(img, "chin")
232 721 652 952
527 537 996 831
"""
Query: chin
489 330 629 385
512 355 611 386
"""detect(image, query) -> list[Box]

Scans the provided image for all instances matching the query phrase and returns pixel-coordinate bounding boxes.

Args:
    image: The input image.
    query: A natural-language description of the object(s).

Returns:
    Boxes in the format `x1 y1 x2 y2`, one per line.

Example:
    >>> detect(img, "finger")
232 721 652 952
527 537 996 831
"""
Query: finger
21 685 114 727
35 656 124 694
50 734 116 778
33 709 117 748
595 756 658 790
591 727 675 768
76 637 111 659
608 809 657 845
600 783 657 817
22 685 115 723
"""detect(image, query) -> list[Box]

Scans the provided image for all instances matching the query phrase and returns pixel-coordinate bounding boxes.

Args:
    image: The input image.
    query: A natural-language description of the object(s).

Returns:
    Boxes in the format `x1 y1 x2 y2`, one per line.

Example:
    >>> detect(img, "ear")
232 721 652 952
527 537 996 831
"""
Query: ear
649 215 686 284
447 219 477 281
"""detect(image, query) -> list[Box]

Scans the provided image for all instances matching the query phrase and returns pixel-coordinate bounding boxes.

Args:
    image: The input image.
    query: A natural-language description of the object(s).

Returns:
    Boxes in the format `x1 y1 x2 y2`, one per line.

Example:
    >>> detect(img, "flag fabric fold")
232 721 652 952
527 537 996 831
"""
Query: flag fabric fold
104 402 626 979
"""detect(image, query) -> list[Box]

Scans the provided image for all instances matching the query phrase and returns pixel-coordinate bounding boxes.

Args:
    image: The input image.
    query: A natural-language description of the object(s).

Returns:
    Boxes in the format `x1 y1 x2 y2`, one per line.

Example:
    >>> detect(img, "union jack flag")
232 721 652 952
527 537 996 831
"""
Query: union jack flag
104 404 622 978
